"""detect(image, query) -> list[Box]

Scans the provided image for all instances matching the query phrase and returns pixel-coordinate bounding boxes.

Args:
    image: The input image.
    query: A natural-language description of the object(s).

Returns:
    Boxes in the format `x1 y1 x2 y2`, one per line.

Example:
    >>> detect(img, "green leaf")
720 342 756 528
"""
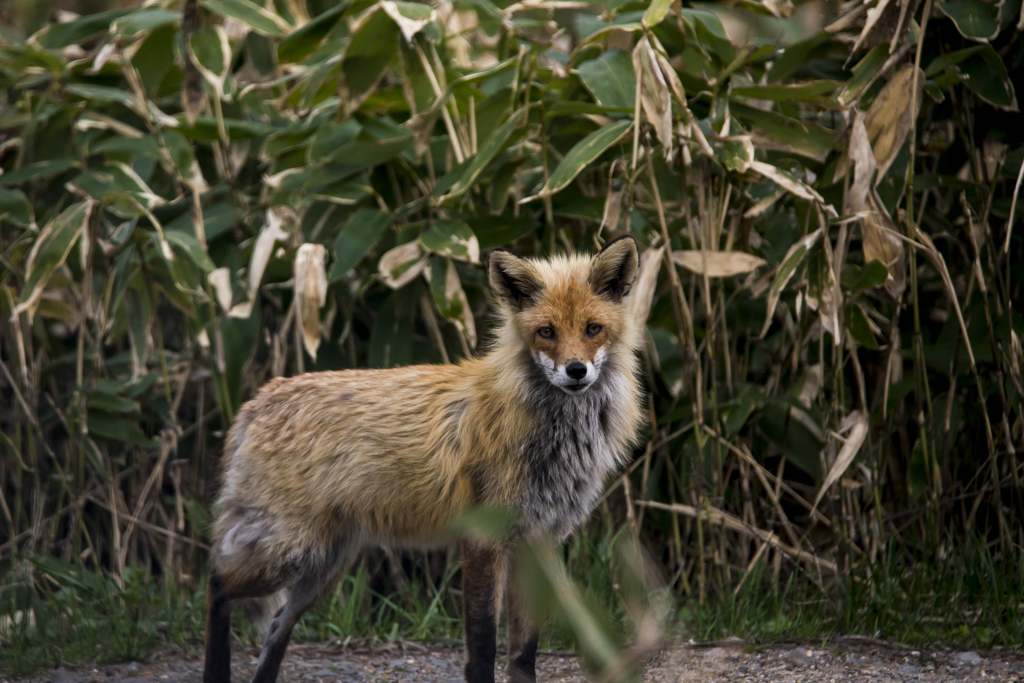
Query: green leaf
846 303 879 350
680 9 736 65
852 259 890 291
419 219 480 263
0 188 33 225
473 215 538 250
939 2 999 42
536 120 632 198
87 411 159 448
731 102 836 162
0 158 79 186
330 208 392 280
189 26 231 85
760 227 823 338
33 8 133 48
440 107 527 200
577 49 637 109
15 202 89 320
202 0 291 35
341 8 400 106
643 0 673 28
957 45 1018 110
732 80 840 102
110 8 181 37
278 0 352 63
66 84 136 108
836 44 889 107
724 385 763 436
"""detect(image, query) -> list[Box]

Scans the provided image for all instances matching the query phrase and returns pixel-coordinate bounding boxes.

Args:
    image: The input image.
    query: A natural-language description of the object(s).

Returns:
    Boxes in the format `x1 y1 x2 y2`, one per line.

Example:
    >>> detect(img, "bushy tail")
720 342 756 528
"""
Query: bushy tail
240 589 288 635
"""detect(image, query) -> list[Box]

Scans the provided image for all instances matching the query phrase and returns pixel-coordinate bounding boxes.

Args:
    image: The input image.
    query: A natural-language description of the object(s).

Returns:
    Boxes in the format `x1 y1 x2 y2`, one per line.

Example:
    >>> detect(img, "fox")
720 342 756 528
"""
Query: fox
203 235 646 683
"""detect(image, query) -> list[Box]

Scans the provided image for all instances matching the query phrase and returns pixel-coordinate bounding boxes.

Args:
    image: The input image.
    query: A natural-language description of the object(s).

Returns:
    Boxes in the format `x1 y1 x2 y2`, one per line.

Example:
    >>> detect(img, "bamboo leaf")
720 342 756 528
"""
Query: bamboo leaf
330 208 392 280
532 120 632 199
202 0 292 35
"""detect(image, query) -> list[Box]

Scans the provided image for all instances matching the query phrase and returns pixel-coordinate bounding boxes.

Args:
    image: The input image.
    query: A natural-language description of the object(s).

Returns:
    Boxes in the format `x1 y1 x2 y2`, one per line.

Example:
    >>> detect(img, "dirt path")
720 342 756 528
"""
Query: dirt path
12 638 1024 683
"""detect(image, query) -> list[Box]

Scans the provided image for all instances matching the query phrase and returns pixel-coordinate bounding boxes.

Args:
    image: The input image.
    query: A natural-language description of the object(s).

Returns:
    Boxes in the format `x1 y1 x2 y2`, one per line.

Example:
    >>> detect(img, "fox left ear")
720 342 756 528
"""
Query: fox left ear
589 235 639 300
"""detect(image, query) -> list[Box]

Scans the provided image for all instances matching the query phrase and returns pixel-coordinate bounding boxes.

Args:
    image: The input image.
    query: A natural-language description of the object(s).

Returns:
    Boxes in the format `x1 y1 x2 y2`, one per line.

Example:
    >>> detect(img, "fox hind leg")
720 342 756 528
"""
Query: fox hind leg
250 538 358 683
204 572 279 683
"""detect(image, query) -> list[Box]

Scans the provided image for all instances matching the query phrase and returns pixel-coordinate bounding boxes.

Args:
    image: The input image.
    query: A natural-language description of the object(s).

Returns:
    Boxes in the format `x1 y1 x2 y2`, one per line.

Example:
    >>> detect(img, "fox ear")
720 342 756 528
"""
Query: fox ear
489 249 544 309
589 235 639 300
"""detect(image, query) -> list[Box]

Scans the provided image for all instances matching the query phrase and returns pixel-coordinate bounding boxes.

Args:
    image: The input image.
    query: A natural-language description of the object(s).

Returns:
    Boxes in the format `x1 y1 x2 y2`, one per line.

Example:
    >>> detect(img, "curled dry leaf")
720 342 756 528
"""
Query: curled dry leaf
861 189 906 299
864 63 924 182
295 243 329 360
230 207 291 318
633 37 673 156
814 410 869 509
208 267 233 314
672 250 766 277
379 241 427 289
627 245 665 327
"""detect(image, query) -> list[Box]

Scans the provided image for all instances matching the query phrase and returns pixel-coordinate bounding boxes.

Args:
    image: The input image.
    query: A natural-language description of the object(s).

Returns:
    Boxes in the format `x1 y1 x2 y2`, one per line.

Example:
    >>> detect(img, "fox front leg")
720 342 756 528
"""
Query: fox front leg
460 539 505 683
505 550 539 683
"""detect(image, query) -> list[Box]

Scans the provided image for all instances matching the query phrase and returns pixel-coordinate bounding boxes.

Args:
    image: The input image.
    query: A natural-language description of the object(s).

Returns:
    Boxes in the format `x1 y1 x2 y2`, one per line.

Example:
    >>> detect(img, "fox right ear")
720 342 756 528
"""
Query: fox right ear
489 249 543 309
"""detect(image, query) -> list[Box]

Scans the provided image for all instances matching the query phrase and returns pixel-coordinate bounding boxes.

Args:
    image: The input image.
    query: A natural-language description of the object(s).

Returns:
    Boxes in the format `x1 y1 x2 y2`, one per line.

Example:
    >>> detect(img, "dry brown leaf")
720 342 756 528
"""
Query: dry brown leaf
295 243 329 360
599 183 625 235
208 267 233 314
633 38 673 157
230 208 291 319
672 250 767 277
861 189 906 299
627 245 665 328
814 410 869 508
864 63 924 182
845 113 875 214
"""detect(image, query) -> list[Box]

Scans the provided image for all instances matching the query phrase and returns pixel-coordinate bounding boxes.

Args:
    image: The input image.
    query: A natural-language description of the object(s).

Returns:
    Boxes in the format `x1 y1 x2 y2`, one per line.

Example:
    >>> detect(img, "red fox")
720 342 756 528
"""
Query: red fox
203 236 645 683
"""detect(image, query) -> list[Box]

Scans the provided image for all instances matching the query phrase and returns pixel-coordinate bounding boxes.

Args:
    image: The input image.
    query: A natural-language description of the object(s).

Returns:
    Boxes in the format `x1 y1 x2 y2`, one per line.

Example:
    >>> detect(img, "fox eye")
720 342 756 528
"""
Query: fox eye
586 323 603 336
537 326 555 339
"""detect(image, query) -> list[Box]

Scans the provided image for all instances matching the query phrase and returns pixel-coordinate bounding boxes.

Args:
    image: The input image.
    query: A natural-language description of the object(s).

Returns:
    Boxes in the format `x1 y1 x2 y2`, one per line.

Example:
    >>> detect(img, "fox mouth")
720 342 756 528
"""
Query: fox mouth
561 382 592 394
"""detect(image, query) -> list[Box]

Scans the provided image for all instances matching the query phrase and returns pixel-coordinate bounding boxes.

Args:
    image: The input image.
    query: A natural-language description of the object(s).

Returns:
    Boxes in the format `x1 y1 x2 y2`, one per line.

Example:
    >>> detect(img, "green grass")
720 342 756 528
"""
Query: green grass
3 532 1023 676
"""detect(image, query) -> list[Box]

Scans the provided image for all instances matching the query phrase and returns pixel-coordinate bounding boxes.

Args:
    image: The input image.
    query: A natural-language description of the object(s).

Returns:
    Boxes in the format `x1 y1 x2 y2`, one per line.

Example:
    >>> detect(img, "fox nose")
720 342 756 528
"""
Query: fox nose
565 361 588 380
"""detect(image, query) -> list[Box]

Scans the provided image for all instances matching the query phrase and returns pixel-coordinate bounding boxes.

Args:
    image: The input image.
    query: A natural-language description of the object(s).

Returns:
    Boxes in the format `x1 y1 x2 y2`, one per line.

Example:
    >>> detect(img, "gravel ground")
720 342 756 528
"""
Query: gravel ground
8 637 1023 683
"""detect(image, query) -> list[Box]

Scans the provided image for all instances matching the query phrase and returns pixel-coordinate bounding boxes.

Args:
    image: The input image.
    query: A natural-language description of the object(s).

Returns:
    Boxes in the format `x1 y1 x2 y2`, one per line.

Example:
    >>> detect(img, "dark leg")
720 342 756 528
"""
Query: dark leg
204 574 237 683
461 539 504 683
506 550 539 683
251 541 355 683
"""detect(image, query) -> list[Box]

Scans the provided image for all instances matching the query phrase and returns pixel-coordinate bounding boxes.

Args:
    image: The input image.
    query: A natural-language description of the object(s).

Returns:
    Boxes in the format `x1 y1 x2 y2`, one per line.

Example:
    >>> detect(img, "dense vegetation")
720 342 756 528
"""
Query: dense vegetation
1 0 1022 673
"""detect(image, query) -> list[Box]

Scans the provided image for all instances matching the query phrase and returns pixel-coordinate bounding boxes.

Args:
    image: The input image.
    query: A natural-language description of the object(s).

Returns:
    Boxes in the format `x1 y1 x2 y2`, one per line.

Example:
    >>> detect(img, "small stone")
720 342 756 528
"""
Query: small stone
703 647 729 662
784 648 817 666
953 651 983 665
124 664 140 675
898 664 921 674
50 668 76 683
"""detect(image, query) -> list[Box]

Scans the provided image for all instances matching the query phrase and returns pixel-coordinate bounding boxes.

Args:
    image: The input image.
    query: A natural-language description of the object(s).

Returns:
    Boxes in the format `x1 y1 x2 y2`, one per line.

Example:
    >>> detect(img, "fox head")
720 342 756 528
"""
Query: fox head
488 236 640 395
